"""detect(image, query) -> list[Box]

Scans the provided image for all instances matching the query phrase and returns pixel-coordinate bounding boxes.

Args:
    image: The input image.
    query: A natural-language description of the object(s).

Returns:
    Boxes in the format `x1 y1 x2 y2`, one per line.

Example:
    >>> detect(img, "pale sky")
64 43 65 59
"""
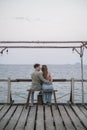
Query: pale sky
0 0 87 64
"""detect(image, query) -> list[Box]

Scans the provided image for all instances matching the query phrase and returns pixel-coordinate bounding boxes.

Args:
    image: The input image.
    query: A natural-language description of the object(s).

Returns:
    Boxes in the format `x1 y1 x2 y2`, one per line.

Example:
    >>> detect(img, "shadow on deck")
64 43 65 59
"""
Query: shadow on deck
0 104 87 130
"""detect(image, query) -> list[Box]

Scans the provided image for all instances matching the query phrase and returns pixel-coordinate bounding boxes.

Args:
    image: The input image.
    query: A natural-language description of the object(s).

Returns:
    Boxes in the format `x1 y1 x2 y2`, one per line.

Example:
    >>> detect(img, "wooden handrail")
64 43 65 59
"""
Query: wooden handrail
0 79 87 82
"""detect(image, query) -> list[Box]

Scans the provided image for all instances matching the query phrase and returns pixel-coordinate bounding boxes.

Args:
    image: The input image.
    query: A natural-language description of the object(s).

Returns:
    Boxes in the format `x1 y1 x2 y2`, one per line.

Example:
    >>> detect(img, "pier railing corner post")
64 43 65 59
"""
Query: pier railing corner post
7 77 12 104
80 47 84 104
70 78 74 104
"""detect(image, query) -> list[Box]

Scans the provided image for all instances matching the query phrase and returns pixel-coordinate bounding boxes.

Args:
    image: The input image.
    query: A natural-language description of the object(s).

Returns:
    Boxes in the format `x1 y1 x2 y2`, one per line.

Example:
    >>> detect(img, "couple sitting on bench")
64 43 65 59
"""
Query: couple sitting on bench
30 63 53 106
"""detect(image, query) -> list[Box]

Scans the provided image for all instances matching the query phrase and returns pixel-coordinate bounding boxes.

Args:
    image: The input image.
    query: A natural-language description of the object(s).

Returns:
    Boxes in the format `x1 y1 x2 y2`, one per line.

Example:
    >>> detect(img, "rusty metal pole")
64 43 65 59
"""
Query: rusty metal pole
80 47 84 104
70 78 74 104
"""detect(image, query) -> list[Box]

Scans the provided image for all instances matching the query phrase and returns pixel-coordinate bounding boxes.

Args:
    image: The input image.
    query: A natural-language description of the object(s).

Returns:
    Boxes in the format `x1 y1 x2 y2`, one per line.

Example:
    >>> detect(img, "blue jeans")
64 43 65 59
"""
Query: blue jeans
42 84 53 103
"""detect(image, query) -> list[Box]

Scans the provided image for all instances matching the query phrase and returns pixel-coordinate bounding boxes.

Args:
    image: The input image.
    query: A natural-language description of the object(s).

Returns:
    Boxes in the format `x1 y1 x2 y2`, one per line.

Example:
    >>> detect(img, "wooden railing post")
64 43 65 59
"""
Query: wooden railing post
70 78 74 104
7 78 12 104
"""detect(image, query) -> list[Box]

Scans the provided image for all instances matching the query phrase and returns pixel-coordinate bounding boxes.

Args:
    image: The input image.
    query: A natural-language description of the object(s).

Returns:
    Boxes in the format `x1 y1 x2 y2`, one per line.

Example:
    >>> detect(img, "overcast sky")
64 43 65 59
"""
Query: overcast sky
0 0 87 64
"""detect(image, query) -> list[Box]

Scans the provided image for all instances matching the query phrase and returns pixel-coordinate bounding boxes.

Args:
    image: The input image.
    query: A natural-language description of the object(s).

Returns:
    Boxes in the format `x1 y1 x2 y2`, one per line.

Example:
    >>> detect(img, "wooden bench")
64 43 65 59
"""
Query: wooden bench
25 89 58 109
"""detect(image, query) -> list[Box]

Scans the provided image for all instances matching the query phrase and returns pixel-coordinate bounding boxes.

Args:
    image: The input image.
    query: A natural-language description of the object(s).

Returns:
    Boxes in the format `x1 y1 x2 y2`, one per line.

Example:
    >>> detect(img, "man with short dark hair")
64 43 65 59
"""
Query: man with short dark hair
33 63 40 69
30 63 51 106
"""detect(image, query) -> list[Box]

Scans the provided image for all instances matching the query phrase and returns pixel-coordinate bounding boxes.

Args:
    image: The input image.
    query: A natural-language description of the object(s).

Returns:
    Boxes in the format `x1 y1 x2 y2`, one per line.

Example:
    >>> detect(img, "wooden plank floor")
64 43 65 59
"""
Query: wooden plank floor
0 104 87 130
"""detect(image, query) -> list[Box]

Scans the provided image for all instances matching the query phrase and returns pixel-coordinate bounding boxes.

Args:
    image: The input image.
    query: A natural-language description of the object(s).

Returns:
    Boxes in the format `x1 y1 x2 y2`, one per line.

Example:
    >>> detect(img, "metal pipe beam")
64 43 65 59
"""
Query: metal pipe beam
0 46 81 49
0 40 87 43
0 41 86 48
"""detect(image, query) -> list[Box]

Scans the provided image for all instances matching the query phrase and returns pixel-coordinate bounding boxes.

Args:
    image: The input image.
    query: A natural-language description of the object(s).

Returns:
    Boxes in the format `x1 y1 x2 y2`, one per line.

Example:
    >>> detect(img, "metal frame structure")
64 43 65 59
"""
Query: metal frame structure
0 41 87 103
0 41 87 48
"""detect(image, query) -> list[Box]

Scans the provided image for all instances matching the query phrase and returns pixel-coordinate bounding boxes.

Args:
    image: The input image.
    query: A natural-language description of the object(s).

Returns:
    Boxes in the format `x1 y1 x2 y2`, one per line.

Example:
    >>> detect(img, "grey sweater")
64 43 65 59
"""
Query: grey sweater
31 70 51 90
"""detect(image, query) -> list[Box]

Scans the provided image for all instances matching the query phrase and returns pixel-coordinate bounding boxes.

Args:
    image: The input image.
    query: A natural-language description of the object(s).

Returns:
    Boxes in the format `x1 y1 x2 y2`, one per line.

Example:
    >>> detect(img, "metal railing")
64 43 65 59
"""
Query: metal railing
0 78 87 104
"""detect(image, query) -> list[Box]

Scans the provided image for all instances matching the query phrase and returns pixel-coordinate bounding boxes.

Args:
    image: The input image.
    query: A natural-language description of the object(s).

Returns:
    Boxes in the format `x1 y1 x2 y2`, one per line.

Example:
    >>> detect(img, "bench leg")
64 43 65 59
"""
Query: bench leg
25 91 31 109
53 92 57 109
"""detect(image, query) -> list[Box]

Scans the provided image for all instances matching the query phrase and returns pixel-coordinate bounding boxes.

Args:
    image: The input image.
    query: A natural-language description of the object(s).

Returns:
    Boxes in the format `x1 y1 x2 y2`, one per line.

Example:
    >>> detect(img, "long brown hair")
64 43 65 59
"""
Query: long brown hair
42 65 48 79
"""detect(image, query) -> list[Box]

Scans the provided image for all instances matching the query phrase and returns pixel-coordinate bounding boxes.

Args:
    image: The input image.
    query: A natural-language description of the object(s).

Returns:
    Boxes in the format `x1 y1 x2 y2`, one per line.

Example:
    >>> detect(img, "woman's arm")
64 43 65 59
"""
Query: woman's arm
38 73 52 84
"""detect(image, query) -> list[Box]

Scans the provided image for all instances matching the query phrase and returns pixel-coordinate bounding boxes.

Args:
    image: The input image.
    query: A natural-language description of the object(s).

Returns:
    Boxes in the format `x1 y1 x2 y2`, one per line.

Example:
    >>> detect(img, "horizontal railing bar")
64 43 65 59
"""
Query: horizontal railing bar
0 41 87 43
0 41 86 49
0 46 81 48
0 79 8 82
0 79 87 82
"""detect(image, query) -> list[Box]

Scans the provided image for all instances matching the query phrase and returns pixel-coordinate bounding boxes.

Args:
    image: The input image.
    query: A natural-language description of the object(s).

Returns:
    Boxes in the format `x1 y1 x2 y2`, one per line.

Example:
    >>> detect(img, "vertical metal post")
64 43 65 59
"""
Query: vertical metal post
7 78 12 103
70 78 74 104
73 46 84 104
80 47 84 104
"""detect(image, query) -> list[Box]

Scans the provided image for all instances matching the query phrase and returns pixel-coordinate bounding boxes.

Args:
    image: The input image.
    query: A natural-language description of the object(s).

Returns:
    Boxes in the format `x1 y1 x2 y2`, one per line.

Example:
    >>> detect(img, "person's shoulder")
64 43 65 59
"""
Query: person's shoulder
32 71 42 75
31 71 35 75
31 71 37 76
47 72 52 79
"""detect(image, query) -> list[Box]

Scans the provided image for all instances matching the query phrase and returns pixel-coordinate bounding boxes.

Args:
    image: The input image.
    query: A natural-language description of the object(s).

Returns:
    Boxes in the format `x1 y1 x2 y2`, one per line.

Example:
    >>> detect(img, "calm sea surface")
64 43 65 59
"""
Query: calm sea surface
0 64 87 103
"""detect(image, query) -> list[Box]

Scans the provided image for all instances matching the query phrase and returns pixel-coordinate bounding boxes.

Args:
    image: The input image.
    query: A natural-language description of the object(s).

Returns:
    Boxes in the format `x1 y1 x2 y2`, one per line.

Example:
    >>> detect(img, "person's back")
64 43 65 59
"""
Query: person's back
41 65 53 104
46 72 53 82
31 70 43 90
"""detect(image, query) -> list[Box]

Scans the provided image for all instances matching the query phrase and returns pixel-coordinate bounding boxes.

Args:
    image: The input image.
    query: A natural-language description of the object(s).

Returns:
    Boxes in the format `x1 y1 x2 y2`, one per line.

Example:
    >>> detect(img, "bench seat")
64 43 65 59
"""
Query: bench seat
25 89 58 109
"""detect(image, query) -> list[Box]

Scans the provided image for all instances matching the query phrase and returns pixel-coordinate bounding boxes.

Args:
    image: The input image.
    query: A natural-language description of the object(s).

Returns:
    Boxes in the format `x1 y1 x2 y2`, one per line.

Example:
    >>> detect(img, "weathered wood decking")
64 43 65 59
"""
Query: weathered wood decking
0 104 87 130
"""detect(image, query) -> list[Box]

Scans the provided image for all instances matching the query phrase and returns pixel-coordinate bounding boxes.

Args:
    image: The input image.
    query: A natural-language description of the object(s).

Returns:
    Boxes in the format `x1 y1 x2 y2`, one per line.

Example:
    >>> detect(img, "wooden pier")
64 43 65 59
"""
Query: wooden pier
0 104 87 130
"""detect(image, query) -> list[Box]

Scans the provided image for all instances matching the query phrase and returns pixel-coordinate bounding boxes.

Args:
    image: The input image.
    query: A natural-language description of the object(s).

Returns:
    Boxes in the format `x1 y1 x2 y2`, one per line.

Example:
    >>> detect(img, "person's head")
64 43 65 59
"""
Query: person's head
34 63 41 71
42 65 48 79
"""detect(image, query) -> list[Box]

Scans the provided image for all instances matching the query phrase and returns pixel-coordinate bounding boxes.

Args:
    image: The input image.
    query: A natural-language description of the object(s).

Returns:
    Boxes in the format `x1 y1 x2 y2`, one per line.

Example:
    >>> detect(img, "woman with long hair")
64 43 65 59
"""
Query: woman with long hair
41 65 53 105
